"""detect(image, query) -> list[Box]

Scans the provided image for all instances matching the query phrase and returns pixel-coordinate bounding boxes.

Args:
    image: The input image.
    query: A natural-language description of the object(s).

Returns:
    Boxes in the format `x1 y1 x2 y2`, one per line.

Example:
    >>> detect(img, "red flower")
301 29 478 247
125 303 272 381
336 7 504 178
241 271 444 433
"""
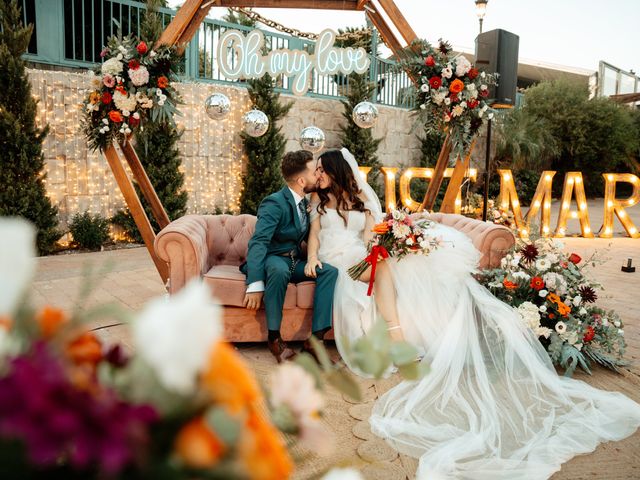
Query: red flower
548 313 556 319
101 92 112 104
467 98 479 109
425 55 435 67
530 277 545 290
128 59 140 70
467 67 479 80
479 88 489 97
583 326 595 343
115 85 126 95
128 116 140 127
157 76 169 89
428 76 442 89
136 41 148 55
449 93 459 103
109 110 123 123
559 261 568 268
568 253 582 264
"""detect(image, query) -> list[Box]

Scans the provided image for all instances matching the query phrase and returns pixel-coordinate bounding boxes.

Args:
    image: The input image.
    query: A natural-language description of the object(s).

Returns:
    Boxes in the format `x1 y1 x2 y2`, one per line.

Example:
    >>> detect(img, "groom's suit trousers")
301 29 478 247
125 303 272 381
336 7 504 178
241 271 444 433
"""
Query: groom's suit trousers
263 254 337 333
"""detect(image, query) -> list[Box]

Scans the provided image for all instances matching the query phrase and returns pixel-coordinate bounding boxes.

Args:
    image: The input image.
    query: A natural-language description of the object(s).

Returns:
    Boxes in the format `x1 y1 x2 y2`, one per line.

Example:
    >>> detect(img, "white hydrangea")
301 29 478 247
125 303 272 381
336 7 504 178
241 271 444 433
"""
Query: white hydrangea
128 65 150 86
133 280 222 395
101 57 123 76
517 301 541 330
542 272 567 295
455 56 472 76
113 90 138 113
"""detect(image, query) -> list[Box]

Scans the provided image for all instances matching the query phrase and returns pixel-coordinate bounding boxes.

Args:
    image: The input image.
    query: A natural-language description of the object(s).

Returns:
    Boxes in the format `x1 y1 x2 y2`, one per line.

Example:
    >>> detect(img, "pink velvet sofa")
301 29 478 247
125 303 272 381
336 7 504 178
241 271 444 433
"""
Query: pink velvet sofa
154 213 515 342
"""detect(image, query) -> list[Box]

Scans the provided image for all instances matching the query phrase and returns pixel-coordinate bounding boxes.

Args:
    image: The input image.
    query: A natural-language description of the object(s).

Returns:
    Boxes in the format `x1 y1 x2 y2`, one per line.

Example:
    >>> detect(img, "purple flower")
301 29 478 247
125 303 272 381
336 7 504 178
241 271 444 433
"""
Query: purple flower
0 342 157 474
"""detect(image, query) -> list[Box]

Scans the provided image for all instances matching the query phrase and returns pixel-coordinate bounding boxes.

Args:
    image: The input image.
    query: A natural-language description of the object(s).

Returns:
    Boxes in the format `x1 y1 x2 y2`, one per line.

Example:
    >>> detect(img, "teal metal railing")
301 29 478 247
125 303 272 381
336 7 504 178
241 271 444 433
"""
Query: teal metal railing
20 0 414 108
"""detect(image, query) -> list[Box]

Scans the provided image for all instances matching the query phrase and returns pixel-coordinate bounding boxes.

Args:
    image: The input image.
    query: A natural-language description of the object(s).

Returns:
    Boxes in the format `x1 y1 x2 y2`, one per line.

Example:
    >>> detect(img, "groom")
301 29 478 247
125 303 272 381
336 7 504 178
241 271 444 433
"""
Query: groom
240 150 338 363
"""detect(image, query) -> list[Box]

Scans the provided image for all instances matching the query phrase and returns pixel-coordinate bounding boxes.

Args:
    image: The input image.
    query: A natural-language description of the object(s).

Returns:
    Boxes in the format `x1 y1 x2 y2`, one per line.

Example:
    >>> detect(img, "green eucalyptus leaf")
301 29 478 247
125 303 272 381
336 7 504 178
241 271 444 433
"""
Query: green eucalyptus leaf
390 341 419 365
205 406 242 445
326 370 362 402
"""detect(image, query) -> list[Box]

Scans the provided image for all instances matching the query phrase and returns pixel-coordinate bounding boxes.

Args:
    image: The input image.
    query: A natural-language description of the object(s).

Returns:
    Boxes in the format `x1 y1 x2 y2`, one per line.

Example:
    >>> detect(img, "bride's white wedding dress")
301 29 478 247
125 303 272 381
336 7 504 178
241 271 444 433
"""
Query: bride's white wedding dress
314 149 640 480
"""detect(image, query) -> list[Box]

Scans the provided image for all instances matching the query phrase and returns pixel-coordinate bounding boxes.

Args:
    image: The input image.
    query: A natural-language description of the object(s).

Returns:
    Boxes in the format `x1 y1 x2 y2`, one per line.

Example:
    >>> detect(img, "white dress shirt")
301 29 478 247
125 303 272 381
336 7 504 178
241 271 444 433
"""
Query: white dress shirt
246 188 305 294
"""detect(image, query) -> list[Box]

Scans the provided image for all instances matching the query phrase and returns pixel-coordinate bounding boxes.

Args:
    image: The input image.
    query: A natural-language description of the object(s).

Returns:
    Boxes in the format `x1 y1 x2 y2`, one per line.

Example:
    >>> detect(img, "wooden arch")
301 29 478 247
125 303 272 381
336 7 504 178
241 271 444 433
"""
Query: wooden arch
105 0 464 283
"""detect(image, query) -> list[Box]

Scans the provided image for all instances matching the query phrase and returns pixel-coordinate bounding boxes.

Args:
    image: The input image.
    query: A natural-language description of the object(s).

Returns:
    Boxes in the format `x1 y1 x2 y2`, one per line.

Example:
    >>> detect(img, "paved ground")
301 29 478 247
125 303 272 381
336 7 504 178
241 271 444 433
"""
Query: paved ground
30 199 640 479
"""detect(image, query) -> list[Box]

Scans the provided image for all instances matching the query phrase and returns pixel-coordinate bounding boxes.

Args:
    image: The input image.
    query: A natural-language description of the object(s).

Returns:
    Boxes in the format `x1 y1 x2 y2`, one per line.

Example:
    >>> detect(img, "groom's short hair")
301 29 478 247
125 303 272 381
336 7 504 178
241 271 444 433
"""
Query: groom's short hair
282 150 313 181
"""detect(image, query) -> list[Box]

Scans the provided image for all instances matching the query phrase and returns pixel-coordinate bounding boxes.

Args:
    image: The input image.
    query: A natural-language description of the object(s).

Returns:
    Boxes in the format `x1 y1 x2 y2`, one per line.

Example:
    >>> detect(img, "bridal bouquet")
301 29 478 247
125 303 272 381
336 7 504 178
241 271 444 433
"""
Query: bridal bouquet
480 235 626 376
82 33 181 152
348 209 442 295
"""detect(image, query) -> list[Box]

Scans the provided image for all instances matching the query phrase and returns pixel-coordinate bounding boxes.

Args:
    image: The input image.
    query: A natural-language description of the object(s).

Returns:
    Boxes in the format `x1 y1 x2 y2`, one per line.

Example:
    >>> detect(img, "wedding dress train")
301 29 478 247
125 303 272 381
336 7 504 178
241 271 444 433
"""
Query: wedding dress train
315 149 640 479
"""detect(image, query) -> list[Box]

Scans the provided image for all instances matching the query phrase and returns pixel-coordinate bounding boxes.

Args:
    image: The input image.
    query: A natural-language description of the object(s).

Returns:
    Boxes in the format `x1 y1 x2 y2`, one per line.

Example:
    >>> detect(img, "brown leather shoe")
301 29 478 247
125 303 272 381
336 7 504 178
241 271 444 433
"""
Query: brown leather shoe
268 337 297 364
301 338 335 366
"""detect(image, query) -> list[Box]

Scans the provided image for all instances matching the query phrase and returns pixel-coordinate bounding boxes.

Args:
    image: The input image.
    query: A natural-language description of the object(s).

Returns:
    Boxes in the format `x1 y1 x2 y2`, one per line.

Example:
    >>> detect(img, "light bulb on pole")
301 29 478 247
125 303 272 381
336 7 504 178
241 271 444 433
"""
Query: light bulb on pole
475 0 488 34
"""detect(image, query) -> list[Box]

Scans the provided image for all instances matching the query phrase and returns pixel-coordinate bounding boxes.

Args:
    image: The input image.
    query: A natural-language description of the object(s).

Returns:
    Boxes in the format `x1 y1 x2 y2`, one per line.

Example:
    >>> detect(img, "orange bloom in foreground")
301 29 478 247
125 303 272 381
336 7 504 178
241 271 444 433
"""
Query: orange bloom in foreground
175 417 225 468
449 79 465 93
36 306 68 338
109 110 123 123
372 222 390 234
547 292 561 304
0 315 12 331
239 409 294 480
157 76 169 88
202 342 262 413
502 278 518 290
65 331 103 366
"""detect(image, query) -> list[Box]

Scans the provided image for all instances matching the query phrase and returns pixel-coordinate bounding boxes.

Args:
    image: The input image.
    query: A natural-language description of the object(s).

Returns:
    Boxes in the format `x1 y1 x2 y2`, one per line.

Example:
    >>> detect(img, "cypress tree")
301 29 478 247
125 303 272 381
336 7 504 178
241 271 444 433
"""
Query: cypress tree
239 74 293 215
111 0 187 241
0 0 60 254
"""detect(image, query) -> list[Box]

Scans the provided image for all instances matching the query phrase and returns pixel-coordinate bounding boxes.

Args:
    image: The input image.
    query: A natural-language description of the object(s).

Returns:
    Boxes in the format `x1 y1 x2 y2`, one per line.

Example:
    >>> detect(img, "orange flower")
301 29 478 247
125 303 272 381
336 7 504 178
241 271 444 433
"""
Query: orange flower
449 79 465 94
239 409 294 480
157 76 169 88
109 110 123 123
502 278 518 290
201 342 262 413
557 302 571 317
0 315 12 331
36 306 68 338
547 292 561 304
175 417 225 468
89 91 101 104
65 331 103 366
372 222 390 234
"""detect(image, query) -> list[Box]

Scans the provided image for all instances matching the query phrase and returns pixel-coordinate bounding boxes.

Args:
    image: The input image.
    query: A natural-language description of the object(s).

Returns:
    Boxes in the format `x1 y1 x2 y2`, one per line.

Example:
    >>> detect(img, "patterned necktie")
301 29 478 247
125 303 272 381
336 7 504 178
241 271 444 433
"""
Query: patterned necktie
298 198 308 230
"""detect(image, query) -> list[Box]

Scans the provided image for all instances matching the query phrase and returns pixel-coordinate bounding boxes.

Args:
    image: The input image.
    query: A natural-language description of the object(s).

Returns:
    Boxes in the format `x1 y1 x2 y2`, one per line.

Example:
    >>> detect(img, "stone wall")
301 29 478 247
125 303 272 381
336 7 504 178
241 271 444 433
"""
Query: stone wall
27 69 422 226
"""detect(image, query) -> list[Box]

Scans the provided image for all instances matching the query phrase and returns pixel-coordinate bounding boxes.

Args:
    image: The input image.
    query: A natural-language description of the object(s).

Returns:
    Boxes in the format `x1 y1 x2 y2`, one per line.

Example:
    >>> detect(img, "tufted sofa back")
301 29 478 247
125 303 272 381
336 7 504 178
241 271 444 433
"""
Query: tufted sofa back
203 214 256 267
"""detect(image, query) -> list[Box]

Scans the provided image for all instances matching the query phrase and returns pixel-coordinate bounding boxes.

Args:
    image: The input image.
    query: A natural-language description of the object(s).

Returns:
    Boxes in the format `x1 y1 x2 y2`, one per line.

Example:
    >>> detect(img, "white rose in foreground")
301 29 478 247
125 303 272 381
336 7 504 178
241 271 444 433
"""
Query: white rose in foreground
0 218 36 316
322 468 364 480
133 280 222 395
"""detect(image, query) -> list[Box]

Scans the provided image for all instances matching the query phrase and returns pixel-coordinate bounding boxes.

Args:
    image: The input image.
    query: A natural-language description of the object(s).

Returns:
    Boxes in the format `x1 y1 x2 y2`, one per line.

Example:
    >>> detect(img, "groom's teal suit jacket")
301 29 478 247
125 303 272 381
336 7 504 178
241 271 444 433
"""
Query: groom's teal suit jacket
242 187 309 285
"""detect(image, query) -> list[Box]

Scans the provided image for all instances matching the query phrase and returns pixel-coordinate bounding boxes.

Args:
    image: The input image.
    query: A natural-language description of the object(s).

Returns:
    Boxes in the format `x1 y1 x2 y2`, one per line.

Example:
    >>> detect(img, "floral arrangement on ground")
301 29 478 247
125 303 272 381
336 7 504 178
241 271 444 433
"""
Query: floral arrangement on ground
479 234 626 376
0 219 426 479
82 34 181 152
397 39 498 158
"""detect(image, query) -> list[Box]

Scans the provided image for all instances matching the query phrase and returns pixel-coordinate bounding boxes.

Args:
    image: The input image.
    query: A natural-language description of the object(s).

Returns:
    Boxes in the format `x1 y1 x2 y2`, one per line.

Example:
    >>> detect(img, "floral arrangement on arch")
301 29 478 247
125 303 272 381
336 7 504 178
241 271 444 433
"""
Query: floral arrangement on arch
461 193 516 229
82 34 181 152
479 235 626 376
398 39 498 158
0 218 426 479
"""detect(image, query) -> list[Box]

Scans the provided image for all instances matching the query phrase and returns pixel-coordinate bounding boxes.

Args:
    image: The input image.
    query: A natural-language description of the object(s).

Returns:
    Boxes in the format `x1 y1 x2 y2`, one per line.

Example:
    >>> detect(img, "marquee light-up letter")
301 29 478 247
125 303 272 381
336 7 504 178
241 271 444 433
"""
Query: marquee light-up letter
398 167 477 213
380 167 398 211
600 173 640 238
497 169 526 236
554 172 593 238
524 171 556 236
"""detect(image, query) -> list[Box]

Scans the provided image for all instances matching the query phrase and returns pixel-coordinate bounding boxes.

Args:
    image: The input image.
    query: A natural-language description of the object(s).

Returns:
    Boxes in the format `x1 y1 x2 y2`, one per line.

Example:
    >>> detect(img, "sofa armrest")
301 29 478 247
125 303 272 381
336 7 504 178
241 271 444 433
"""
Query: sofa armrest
155 215 212 294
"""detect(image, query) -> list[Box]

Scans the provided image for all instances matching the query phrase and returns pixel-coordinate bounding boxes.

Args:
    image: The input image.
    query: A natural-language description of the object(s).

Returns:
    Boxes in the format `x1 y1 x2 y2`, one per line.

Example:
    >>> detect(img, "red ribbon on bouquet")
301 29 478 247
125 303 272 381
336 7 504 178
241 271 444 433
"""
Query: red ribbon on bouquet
364 245 390 296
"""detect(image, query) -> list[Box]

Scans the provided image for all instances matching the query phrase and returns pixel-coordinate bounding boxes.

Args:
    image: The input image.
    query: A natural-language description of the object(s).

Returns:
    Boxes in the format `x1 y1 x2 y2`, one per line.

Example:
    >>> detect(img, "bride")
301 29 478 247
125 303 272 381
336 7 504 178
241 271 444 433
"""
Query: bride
304 148 640 479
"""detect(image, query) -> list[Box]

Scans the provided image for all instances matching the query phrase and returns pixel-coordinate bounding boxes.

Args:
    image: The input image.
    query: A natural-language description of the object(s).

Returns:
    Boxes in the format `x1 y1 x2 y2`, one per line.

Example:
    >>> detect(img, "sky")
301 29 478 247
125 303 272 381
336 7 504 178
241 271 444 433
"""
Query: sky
167 0 639 74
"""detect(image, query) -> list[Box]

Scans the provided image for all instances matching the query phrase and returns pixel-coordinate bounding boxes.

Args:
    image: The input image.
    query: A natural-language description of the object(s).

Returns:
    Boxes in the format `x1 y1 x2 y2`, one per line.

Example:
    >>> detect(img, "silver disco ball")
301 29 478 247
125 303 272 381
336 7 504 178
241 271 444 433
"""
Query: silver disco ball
242 109 269 137
299 126 325 153
204 93 231 120
352 101 379 129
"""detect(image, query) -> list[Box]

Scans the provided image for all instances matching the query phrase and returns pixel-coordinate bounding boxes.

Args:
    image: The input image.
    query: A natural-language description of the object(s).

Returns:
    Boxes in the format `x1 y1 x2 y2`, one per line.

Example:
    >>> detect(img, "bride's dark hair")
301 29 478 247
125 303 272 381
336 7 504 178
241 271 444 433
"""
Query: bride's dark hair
317 149 368 225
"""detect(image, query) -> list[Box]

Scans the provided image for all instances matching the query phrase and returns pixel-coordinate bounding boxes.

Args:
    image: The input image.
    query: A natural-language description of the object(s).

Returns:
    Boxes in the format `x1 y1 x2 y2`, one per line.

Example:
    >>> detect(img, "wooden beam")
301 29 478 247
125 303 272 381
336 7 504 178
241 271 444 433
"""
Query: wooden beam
218 0 360 9
157 0 203 47
356 0 370 10
173 1 215 53
419 133 452 211
440 141 475 213
121 139 171 229
365 6 404 56
103 145 169 283
376 0 417 45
